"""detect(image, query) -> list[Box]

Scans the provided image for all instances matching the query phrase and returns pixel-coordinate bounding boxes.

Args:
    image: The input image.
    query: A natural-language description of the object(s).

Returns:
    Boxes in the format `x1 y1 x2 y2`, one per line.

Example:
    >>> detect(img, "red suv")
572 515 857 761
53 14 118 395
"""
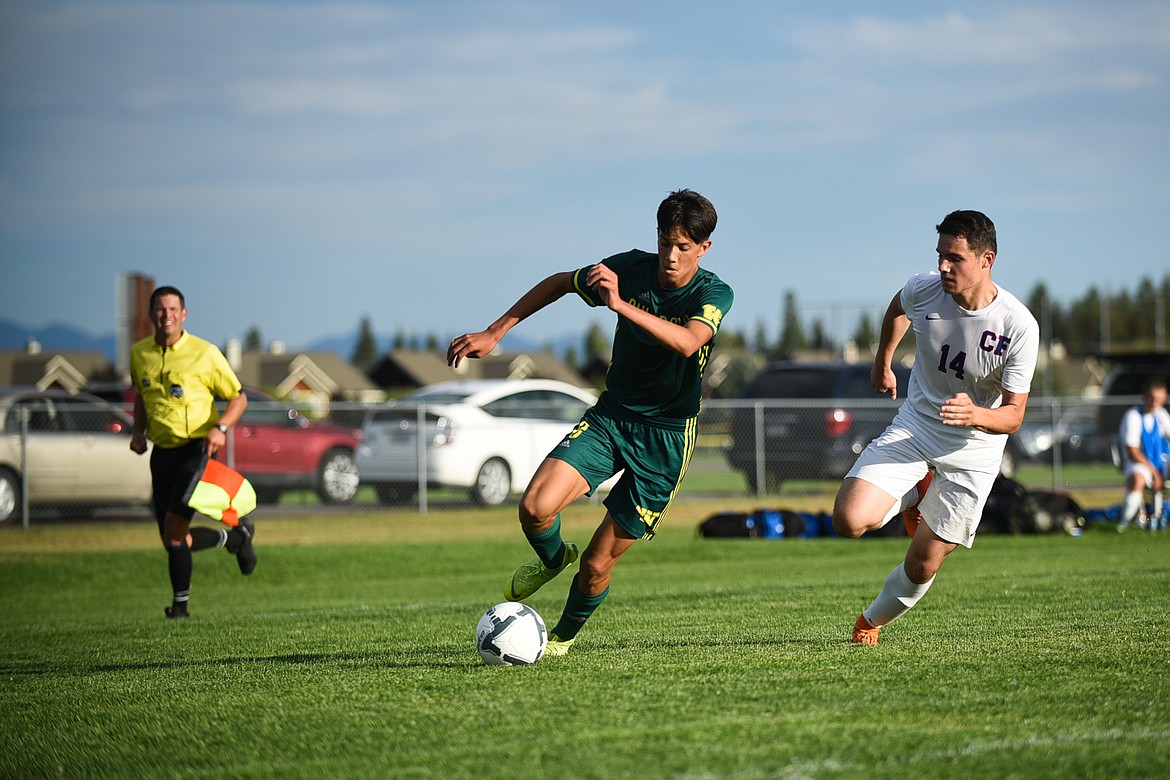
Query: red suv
87 384 362 505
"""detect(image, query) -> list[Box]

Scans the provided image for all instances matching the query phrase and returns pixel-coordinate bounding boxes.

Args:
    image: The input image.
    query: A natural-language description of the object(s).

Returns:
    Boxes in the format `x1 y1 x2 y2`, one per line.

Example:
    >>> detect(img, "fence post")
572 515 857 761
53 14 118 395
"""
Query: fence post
1050 396 1063 491
753 401 765 498
19 406 30 529
416 404 428 515
224 425 235 469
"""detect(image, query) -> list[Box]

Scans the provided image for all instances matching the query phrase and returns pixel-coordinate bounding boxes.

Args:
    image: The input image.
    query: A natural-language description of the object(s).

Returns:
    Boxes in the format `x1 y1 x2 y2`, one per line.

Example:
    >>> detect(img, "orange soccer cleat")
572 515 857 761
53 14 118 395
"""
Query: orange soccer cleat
852 614 881 645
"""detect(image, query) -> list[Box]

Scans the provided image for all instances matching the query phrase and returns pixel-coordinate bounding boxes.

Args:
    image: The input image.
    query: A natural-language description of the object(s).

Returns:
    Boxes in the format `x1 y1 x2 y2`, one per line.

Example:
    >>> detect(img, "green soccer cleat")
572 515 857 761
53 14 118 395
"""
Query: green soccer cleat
544 633 575 657
504 542 579 601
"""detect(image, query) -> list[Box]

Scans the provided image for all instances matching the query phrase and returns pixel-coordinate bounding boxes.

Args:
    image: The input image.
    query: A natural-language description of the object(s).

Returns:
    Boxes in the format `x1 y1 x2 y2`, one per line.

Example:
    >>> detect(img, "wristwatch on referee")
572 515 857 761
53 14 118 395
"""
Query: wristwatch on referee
215 423 229 434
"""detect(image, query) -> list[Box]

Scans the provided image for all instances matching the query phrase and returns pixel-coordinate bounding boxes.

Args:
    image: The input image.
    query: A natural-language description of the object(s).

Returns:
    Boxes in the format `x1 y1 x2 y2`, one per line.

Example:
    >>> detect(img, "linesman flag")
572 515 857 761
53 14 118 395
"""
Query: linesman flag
183 453 257 527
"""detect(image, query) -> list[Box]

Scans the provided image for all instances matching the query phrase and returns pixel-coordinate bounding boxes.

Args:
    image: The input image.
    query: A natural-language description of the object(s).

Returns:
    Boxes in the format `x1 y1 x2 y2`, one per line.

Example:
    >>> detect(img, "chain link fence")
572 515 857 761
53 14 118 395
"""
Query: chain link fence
0 392 1139 526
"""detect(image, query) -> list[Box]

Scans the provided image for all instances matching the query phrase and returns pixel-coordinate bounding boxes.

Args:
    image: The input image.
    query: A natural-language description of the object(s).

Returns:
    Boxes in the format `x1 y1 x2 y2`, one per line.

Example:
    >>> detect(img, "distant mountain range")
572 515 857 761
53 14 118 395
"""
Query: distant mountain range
0 319 118 358
0 318 577 362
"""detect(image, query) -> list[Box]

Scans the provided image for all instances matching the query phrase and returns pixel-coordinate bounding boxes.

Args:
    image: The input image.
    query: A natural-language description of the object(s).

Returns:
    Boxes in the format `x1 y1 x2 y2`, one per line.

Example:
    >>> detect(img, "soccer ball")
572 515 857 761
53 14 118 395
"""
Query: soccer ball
475 602 547 666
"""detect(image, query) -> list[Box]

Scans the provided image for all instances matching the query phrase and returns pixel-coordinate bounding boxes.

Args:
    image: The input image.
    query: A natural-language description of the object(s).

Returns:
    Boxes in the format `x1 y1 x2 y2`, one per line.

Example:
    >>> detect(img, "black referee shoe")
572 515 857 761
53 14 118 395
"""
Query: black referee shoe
227 516 257 575
165 603 190 620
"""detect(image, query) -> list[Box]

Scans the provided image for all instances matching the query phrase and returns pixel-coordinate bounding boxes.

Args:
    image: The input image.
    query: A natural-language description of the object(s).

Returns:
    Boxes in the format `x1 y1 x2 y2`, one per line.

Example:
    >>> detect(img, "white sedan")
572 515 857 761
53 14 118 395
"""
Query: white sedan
0 389 153 523
357 379 603 506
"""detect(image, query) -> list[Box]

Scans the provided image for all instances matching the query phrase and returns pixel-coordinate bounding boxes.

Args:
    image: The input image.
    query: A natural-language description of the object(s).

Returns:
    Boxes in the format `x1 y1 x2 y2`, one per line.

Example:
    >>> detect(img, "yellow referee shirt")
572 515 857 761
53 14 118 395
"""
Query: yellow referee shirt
130 331 243 449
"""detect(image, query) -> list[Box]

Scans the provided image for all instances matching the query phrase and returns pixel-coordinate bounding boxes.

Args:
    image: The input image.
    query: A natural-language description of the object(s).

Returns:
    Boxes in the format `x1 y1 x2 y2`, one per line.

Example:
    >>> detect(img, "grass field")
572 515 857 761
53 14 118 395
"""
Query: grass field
2 499 1168 779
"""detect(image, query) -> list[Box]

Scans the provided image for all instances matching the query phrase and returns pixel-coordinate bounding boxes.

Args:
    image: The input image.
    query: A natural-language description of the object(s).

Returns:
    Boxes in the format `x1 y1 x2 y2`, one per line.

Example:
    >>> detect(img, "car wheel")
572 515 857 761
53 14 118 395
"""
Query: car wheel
0 469 18 524
317 447 359 505
471 458 511 506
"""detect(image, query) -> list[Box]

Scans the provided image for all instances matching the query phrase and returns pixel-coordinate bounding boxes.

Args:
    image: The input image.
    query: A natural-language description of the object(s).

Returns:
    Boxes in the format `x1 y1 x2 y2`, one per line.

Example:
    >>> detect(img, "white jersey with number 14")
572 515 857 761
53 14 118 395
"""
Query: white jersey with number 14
899 271 1040 444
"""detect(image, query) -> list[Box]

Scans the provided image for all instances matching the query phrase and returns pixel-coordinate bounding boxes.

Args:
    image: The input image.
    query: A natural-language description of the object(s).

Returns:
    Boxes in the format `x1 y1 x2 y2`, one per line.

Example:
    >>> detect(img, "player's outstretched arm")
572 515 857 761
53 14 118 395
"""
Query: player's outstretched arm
447 272 574 367
872 292 909 399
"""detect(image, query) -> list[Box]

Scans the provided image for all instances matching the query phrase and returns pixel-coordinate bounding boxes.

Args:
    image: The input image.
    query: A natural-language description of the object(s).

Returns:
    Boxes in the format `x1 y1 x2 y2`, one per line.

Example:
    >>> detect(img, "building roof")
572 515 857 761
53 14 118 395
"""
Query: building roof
235 350 383 402
366 349 589 391
0 349 116 393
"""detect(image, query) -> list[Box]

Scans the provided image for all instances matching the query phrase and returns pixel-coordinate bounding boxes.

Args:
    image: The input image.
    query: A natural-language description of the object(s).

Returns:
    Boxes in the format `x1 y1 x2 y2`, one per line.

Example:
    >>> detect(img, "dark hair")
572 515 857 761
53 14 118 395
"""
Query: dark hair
936 210 997 256
150 286 186 310
657 189 717 244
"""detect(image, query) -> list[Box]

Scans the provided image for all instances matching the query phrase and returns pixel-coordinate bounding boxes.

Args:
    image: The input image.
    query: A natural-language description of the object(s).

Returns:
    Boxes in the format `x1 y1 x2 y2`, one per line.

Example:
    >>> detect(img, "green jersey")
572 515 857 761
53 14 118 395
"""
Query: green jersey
571 249 733 420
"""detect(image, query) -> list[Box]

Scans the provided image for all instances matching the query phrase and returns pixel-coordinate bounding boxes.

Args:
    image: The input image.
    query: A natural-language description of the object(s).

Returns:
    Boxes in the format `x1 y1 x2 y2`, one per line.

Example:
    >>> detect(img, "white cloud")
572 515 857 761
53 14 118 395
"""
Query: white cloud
1 1 1167 345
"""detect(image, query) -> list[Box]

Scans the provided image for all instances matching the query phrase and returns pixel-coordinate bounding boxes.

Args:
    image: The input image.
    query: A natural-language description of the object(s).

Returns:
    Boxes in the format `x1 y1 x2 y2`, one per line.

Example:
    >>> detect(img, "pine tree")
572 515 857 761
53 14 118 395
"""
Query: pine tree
351 316 379 368
852 313 875 352
585 322 610 362
773 290 807 358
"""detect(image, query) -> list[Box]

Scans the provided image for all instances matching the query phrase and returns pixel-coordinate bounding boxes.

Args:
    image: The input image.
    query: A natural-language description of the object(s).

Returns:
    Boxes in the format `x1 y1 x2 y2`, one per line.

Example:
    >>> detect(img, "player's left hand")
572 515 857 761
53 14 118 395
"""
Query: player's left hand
205 427 226 456
940 392 980 428
585 263 619 309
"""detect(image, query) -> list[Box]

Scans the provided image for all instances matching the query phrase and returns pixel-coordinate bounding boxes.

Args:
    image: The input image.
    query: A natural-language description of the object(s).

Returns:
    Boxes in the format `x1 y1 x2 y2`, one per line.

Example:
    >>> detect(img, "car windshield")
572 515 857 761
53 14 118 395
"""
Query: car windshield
747 369 839 399
403 389 477 405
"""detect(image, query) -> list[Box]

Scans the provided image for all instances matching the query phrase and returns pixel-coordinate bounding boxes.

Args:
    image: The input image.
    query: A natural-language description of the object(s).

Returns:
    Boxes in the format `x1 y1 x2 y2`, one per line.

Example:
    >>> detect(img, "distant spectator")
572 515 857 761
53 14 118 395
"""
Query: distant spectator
1118 381 1170 531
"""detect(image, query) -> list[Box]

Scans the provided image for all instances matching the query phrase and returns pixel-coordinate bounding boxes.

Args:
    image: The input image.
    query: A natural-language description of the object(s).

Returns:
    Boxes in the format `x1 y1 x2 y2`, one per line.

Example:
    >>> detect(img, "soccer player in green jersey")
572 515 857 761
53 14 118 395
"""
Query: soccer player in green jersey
447 189 733 655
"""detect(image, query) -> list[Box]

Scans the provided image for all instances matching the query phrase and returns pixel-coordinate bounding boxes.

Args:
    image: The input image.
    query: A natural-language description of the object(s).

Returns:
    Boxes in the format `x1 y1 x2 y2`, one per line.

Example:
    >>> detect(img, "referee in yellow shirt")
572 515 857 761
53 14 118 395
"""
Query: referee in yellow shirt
130 286 253 619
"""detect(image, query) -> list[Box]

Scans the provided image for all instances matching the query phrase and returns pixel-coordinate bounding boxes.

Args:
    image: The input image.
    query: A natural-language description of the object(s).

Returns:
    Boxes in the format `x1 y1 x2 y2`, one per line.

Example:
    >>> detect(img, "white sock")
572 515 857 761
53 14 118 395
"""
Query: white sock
862 563 934 627
1153 493 1163 521
1121 490 1143 527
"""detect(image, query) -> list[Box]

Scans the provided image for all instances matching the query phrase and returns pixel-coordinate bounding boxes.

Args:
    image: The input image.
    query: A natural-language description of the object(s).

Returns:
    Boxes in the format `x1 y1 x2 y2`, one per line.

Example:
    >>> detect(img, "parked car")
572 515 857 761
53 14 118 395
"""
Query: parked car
0 388 152 523
724 361 912 493
87 383 363 505
357 379 599 505
1003 404 1101 475
1092 354 1170 467
223 387 362 505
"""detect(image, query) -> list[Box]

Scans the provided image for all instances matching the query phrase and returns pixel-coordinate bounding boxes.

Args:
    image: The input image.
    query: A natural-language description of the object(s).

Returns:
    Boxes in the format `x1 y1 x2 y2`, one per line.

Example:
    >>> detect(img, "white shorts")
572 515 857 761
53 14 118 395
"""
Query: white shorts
845 409 1005 548
1125 461 1163 486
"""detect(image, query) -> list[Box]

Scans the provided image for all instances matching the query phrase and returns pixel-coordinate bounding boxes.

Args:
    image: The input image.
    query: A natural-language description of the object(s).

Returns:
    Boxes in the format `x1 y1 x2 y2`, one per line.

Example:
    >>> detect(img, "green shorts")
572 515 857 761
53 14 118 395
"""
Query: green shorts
547 394 697 540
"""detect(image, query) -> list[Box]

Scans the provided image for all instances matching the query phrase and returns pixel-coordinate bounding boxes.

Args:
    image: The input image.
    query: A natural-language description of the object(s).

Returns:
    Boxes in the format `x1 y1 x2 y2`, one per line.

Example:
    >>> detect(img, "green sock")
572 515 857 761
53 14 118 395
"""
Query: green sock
525 514 566 569
551 573 609 641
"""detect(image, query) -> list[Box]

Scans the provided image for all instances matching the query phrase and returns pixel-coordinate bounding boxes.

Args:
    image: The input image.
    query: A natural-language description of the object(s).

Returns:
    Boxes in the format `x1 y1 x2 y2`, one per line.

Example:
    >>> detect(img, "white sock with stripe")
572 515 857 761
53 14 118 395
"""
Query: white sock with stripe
863 563 934 628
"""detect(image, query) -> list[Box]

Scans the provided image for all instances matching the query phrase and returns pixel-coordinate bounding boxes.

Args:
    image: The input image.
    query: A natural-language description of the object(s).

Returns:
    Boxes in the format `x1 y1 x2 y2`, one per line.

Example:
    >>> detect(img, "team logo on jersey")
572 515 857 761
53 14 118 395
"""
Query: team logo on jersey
701 304 724 329
980 330 1012 356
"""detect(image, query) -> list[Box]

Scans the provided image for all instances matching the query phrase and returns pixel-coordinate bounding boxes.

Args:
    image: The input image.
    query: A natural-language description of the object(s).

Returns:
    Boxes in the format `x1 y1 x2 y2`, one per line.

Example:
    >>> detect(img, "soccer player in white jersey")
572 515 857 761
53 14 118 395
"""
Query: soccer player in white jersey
832 210 1040 645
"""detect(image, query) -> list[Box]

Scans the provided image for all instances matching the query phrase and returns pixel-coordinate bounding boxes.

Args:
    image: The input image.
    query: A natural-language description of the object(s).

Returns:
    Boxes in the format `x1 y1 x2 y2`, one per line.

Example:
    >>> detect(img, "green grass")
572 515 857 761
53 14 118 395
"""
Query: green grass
2 505 1167 779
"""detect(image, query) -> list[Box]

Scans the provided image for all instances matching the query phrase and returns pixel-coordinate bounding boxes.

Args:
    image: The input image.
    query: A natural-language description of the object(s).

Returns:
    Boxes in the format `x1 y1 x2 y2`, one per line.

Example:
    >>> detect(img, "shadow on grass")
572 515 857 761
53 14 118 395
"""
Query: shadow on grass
0 650 478 677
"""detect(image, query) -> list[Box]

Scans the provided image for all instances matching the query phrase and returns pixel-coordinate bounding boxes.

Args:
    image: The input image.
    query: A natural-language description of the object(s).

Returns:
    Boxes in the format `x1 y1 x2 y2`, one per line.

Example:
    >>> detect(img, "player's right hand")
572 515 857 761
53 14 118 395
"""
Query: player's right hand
447 331 498 367
871 363 898 399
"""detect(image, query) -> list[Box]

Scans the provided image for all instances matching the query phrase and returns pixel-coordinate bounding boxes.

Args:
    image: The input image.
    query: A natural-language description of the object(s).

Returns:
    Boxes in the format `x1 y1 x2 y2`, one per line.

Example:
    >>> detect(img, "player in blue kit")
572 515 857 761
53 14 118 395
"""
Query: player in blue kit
447 189 733 655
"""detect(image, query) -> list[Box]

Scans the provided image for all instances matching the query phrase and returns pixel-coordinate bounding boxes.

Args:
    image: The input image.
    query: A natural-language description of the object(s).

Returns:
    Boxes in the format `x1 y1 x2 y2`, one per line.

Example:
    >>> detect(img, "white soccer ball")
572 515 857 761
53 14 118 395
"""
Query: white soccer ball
475 602 548 666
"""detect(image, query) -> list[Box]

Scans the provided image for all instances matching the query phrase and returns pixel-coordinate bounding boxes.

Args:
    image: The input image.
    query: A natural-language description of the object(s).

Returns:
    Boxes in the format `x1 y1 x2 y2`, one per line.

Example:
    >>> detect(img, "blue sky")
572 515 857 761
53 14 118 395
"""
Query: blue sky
2 0 1168 352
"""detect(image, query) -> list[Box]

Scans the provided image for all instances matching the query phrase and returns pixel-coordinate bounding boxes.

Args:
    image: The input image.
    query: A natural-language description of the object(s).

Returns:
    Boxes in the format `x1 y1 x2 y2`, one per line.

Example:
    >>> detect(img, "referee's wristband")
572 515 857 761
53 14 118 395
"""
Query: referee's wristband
215 423 229 434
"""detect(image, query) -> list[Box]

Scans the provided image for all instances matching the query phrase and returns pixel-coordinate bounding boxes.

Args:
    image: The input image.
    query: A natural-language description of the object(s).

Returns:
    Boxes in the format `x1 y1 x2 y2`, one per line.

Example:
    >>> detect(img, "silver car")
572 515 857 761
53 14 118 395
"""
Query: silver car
0 389 153 522
357 379 598 505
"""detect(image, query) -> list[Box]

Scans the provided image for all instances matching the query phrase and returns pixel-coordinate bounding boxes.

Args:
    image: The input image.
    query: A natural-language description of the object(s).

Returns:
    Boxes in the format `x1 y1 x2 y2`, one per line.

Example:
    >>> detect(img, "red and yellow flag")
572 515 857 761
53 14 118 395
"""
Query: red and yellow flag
183 456 257 527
